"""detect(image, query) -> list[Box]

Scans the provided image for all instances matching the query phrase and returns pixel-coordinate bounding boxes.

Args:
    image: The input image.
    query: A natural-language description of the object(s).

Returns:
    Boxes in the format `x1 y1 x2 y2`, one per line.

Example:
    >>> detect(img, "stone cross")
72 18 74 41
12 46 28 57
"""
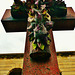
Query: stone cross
1 0 75 74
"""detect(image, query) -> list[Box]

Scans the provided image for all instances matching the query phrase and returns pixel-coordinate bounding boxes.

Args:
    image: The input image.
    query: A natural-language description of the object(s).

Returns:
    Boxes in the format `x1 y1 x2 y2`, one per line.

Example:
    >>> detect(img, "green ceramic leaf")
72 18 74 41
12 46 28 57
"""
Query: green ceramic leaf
48 34 51 39
32 43 37 50
29 37 34 41
59 7 67 9
37 39 40 42
47 40 50 45
40 44 44 50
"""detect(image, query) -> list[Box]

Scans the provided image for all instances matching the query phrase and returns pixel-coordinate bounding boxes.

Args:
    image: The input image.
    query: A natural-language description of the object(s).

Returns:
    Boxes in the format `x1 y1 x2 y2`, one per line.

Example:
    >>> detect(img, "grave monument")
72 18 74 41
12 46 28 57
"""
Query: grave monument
1 0 75 75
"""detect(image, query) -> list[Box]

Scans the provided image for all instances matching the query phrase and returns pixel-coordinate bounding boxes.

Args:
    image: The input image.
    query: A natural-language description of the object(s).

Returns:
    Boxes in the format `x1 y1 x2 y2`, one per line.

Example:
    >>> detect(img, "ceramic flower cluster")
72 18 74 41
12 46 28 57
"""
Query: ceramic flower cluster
27 0 53 51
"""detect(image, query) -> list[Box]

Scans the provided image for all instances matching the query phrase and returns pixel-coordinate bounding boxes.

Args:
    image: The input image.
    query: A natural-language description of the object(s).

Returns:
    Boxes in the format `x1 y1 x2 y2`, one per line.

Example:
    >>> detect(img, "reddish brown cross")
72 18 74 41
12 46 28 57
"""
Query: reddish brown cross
1 7 75 75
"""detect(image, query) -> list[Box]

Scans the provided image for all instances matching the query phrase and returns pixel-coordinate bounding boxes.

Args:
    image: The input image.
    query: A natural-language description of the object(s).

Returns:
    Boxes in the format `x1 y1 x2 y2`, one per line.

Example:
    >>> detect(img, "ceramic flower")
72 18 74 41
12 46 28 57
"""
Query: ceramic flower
27 0 53 51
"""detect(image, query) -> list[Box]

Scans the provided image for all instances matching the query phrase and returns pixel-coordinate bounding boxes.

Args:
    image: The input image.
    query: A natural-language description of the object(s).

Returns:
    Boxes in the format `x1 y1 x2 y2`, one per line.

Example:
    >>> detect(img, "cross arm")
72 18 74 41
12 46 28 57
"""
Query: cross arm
1 7 75 32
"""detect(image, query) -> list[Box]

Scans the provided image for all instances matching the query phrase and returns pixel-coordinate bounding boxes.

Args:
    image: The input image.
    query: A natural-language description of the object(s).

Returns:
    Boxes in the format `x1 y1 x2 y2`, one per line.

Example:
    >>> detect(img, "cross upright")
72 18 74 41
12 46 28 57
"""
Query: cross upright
1 0 75 75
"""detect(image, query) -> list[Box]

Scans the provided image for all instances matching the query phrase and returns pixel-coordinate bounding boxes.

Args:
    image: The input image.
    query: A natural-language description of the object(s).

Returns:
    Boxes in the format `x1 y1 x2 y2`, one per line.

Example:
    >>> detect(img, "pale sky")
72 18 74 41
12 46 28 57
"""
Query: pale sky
0 0 75 54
